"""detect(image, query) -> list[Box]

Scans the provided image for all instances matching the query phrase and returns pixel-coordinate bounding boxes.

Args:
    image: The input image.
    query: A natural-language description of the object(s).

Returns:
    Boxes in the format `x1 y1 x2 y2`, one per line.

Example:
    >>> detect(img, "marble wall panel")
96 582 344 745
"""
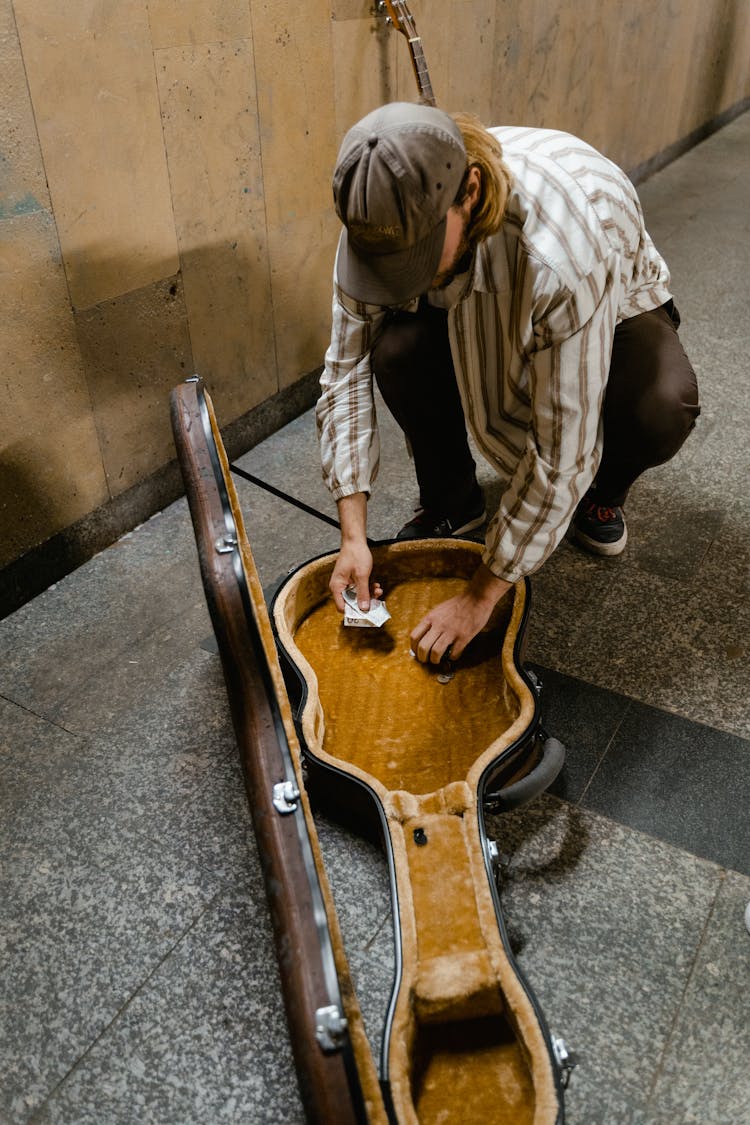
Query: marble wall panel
146 0 252 49
251 0 341 386
677 0 746 141
12 0 179 309
331 0 371 18
2 0 749 573
0 211 109 566
720 0 750 113
251 0 337 230
0 2 50 220
593 0 655 170
622 1 690 167
331 11 397 138
268 208 342 388
155 39 277 417
73 277 193 496
404 0 496 115
489 0 532 124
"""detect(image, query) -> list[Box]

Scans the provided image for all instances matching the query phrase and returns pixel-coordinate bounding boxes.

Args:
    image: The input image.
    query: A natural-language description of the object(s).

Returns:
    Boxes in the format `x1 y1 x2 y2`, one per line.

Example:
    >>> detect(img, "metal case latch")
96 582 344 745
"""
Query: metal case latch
315 1005 348 1052
552 1035 578 1087
272 780 300 815
214 534 238 555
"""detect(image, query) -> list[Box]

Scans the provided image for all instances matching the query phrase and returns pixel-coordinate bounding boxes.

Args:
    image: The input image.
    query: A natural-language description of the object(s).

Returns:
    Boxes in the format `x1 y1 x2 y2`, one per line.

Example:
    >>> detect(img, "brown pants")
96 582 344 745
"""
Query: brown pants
372 299 700 511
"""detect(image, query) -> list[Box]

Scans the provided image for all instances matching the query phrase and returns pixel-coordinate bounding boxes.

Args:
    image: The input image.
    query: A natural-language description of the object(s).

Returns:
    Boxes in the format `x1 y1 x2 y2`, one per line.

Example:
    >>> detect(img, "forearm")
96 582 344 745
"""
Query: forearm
337 492 369 547
330 493 379 612
317 289 383 499
466 561 512 610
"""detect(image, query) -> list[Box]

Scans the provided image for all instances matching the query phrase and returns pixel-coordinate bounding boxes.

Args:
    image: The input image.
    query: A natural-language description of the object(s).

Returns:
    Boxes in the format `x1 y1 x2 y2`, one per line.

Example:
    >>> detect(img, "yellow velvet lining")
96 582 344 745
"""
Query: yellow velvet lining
413 1017 535 1124
292 575 519 794
274 542 561 1124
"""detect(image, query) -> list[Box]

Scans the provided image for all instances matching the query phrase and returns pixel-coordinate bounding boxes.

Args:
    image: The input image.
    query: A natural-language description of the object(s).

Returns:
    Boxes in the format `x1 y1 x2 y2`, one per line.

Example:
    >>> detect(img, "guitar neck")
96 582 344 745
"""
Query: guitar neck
408 36 435 107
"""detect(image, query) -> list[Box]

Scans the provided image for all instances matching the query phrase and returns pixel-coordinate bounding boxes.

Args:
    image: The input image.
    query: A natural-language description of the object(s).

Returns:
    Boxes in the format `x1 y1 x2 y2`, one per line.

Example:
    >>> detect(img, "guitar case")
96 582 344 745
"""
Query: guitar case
170 376 570 1123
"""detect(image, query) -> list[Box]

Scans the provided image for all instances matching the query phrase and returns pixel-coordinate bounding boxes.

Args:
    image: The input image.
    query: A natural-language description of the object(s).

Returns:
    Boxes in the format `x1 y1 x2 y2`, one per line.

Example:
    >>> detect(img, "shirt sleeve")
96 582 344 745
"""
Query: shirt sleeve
482 257 619 582
316 284 387 501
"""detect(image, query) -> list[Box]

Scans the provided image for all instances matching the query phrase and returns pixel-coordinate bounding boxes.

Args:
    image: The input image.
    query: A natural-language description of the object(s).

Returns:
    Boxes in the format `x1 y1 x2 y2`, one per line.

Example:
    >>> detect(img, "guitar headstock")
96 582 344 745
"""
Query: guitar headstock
379 0 419 41
377 0 436 107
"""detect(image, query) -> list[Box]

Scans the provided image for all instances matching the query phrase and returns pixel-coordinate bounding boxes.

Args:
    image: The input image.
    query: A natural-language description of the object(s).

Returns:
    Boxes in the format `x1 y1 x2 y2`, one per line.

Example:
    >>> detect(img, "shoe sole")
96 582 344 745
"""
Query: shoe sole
451 510 486 536
573 522 628 557
396 509 486 540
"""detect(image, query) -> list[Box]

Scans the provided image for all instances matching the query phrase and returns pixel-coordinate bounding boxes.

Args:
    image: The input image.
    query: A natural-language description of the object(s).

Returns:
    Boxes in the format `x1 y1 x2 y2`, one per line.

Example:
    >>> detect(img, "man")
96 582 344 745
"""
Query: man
317 102 699 665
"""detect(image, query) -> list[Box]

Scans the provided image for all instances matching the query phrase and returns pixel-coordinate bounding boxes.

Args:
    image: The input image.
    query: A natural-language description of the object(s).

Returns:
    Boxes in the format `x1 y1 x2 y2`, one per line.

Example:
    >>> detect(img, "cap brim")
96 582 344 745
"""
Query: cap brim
335 216 447 306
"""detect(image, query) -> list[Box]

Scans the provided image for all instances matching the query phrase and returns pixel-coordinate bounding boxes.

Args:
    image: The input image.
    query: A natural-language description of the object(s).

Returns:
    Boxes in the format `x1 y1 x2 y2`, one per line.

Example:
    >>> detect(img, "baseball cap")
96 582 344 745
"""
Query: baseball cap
332 102 467 305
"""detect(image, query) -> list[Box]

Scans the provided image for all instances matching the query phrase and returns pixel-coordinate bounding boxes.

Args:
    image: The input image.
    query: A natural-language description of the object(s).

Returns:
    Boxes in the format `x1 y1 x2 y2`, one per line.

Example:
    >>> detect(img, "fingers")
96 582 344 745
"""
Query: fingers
329 547 383 615
354 574 371 612
331 578 347 613
329 562 348 612
410 619 462 665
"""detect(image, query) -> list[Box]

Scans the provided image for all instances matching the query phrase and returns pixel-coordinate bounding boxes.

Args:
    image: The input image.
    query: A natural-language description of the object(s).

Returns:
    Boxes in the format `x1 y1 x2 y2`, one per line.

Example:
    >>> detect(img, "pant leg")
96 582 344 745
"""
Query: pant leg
592 301 700 506
371 300 479 513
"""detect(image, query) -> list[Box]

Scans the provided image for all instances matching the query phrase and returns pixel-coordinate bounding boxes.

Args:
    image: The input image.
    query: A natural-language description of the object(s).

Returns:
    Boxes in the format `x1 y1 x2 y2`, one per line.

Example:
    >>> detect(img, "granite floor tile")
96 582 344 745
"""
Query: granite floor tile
695 514 750 601
581 704 750 875
0 503 212 732
491 796 727 1123
647 869 750 1124
31 891 303 1125
0 648 258 1122
528 544 750 740
525 538 642 669
46 597 213 735
348 928 398 1066
527 665 632 803
622 484 725 584
0 694 83 777
0 812 239 1122
314 813 393 953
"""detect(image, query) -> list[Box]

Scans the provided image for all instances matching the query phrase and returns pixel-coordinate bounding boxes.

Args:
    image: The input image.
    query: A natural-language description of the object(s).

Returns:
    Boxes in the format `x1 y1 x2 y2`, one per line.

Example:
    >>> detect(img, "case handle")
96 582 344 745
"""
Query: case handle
485 734 565 813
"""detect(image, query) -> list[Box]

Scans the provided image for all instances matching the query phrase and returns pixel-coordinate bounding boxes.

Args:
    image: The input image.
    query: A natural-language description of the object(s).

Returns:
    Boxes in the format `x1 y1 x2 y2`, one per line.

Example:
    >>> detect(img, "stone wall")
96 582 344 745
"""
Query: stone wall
1 0 749 601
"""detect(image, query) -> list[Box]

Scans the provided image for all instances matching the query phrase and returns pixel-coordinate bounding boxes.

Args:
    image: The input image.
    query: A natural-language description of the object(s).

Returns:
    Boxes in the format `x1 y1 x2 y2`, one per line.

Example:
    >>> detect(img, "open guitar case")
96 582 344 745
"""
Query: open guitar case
170 376 573 1123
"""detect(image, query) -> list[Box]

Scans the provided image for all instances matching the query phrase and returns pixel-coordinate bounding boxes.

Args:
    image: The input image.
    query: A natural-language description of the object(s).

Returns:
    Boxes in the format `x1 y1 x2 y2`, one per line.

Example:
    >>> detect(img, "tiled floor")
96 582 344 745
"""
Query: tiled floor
2 112 749 1123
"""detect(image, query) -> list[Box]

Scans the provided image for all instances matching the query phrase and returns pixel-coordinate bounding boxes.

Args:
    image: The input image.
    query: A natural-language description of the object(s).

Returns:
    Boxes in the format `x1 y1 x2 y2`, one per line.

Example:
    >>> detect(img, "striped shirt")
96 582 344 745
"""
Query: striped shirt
317 126 673 582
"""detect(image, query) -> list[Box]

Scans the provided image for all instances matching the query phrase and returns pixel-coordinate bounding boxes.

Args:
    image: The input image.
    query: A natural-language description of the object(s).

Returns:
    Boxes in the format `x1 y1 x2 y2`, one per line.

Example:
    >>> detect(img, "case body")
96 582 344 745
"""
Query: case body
170 378 566 1124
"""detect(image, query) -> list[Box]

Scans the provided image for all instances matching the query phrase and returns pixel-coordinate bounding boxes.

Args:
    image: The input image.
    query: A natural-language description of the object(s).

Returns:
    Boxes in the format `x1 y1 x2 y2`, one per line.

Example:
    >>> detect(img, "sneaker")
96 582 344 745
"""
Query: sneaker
572 498 627 557
396 492 486 540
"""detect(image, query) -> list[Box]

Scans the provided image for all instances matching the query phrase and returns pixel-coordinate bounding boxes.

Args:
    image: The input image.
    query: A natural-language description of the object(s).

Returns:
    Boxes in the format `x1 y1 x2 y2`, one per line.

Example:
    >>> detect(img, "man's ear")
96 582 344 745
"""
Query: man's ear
466 165 482 210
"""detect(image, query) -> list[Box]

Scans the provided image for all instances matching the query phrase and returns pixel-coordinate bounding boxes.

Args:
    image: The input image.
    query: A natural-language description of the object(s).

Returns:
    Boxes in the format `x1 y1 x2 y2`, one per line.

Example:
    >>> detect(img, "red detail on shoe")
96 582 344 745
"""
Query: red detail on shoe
582 501 619 523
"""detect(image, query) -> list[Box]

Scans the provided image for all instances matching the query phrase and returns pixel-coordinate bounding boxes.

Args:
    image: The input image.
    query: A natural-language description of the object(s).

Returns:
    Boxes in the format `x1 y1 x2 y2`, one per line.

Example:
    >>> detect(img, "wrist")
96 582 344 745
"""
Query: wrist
337 492 368 546
468 562 512 607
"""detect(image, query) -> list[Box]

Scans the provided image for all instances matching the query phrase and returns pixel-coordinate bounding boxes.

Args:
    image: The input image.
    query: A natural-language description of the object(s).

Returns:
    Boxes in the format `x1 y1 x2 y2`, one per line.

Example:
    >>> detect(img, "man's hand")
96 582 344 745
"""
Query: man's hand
330 493 383 613
330 541 384 612
410 563 512 664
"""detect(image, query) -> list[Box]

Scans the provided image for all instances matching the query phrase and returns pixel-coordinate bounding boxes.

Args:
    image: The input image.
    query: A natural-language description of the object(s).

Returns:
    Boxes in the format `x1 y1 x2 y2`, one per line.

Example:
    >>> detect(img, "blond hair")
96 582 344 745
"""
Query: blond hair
450 111 512 244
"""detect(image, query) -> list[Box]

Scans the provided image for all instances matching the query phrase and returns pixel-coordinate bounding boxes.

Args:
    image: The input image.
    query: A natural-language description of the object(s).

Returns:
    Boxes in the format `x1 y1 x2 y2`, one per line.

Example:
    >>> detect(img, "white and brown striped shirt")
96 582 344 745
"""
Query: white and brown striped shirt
317 126 673 582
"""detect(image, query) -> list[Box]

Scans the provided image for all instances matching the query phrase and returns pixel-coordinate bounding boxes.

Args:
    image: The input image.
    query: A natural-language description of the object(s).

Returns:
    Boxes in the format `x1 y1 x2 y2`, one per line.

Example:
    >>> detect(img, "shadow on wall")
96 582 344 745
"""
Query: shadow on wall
700 0 745 122
1 230 328 611
0 444 67 571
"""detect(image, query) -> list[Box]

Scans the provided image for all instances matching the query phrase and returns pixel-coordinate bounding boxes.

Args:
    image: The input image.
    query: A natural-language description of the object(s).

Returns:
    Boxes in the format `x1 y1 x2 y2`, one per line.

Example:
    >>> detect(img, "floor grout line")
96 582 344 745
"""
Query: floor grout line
26 892 224 1123
574 699 633 807
0 691 83 739
645 870 725 1107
